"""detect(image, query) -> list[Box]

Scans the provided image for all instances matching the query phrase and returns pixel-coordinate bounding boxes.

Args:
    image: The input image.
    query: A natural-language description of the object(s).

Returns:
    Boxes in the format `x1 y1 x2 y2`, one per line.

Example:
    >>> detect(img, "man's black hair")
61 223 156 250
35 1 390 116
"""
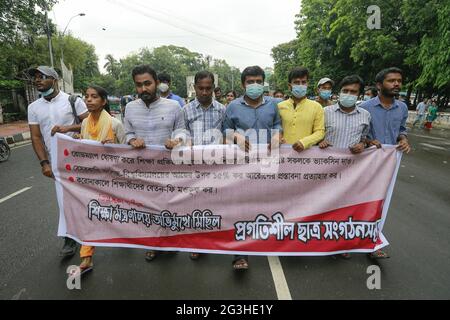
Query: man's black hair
365 86 378 97
339 75 364 94
241 66 265 84
288 67 309 83
158 72 171 83
195 70 215 85
375 67 403 84
131 65 158 82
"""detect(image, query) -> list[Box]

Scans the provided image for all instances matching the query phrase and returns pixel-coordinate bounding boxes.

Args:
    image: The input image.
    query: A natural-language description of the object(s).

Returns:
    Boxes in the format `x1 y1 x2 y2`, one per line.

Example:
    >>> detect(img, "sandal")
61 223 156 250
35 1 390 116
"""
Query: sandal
369 250 390 259
233 258 249 270
190 252 200 260
79 256 93 275
145 250 158 262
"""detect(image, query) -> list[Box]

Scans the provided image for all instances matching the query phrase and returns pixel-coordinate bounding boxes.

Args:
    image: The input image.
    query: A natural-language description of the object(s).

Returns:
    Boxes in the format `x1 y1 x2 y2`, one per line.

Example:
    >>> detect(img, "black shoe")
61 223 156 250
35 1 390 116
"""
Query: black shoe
59 237 77 257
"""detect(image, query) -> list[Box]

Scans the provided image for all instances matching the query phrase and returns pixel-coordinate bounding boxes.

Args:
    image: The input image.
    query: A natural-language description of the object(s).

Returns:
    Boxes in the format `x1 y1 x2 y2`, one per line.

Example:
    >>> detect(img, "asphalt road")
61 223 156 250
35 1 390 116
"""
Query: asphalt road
0 127 449 300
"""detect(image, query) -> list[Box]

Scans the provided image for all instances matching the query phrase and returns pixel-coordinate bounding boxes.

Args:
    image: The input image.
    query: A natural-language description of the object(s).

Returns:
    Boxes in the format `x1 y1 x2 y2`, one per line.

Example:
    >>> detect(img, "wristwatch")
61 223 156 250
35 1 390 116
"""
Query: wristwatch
40 159 50 167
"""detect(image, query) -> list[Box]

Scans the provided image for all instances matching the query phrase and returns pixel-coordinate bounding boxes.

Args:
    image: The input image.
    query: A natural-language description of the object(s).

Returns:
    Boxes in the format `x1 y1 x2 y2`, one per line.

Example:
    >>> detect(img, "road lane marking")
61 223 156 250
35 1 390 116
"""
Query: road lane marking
409 133 446 141
267 256 292 300
420 143 446 150
0 187 32 204
11 288 26 300
11 142 32 150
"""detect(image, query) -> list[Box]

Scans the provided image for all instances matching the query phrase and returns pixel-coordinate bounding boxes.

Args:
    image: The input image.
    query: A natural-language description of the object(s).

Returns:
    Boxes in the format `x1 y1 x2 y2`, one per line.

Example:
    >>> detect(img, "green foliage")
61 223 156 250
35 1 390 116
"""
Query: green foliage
0 0 57 82
271 0 450 98
0 0 57 44
98 45 242 97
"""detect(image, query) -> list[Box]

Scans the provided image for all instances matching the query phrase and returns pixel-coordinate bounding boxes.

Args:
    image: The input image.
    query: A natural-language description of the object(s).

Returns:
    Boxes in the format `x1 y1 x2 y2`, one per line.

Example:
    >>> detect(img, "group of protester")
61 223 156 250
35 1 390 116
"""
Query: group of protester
26 63 410 273
412 97 440 130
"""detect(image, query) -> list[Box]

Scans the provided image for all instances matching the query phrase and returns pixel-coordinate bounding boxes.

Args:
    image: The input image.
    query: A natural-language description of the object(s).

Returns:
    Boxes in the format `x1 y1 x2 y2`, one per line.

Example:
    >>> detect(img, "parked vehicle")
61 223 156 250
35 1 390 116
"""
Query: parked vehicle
0 137 10 162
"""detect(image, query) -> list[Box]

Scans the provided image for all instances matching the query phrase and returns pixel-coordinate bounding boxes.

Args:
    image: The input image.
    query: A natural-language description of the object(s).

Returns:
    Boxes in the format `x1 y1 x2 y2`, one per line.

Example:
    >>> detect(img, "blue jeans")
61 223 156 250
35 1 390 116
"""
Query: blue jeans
413 114 425 127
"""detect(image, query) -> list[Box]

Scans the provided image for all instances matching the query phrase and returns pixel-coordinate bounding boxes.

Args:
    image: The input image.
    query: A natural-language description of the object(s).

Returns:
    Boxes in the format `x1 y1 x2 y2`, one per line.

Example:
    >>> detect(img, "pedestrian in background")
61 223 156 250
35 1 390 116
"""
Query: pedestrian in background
224 90 237 106
424 100 438 130
413 98 428 128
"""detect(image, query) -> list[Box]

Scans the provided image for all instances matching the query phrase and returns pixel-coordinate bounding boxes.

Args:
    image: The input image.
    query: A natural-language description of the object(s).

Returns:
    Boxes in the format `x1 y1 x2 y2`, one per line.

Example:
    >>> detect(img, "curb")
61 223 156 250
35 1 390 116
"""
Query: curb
4 131 31 146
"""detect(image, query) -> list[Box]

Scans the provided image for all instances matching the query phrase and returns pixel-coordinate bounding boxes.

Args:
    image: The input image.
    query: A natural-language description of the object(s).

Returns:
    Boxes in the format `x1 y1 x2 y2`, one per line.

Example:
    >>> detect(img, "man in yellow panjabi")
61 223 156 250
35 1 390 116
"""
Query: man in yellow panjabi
278 67 325 152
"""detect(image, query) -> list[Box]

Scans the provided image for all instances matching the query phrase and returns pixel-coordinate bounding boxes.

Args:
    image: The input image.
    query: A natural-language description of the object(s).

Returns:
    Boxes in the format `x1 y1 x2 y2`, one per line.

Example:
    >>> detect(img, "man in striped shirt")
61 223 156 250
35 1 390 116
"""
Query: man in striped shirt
319 75 372 259
319 75 371 154
124 64 185 262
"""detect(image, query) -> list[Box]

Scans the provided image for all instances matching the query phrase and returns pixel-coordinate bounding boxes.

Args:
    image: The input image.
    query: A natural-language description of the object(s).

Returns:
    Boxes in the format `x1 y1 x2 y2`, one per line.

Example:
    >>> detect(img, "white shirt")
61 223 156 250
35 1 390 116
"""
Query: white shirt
27 91 87 153
416 102 427 115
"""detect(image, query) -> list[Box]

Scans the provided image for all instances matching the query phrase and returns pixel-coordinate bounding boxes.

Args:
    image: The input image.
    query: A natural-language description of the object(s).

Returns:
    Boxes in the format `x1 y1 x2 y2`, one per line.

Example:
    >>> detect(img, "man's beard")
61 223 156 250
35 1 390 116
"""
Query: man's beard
139 91 157 103
381 87 399 98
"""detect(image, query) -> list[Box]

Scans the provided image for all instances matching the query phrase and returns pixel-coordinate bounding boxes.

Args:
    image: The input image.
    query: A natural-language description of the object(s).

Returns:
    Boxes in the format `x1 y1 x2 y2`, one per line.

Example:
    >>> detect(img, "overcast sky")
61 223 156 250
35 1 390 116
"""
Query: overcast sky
51 0 300 73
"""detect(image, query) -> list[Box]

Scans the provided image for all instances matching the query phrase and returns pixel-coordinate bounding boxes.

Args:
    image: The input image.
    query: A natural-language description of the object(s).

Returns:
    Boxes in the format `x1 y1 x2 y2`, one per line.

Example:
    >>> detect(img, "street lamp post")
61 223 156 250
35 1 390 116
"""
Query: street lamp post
60 13 85 91
45 10 54 67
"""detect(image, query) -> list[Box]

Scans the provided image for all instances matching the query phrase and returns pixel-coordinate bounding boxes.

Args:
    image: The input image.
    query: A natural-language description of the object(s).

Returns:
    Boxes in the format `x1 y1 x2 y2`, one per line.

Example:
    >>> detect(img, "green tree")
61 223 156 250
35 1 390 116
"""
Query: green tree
271 0 450 106
271 40 298 92
0 0 58 84
104 54 120 80
99 45 242 98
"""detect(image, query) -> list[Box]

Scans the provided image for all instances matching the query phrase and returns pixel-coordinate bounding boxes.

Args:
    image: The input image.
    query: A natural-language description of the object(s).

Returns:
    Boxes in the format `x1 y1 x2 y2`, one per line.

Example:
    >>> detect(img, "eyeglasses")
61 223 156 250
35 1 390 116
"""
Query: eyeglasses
32 74 52 81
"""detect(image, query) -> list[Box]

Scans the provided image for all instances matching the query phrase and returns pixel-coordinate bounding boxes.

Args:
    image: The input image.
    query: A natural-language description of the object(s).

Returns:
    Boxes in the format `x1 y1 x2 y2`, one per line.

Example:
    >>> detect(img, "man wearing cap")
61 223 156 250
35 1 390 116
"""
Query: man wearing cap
27 66 89 258
316 77 334 107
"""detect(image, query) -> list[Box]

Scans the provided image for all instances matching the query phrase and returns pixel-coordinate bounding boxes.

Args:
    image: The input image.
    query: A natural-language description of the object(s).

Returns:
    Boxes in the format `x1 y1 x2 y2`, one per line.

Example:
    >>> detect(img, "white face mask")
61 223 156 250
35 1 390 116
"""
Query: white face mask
158 83 169 93
339 93 358 108
40 87 54 97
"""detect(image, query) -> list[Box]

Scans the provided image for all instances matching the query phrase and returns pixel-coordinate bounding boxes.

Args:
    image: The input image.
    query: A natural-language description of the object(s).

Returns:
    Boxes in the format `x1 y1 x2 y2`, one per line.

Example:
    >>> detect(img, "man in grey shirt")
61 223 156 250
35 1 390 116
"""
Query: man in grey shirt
124 64 185 262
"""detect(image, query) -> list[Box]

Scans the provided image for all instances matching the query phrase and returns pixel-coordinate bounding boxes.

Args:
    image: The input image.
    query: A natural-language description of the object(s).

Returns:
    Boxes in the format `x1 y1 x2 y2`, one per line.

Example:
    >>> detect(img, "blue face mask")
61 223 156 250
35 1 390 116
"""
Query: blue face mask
319 90 332 100
245 83 264 100
339 94 358 108
39 87 54 97
291 85 307 98
363 95 371 101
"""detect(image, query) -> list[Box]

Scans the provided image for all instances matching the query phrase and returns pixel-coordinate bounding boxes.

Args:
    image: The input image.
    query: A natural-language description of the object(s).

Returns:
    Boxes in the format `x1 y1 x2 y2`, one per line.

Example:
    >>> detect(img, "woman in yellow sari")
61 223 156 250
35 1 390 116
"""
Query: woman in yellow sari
79 85 125 272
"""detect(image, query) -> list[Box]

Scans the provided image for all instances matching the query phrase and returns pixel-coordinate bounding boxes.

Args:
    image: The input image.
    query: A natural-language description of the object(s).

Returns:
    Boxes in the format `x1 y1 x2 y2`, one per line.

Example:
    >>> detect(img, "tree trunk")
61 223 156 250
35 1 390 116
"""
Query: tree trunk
414 90 420 106
406 86 413 109
0 102 3 124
